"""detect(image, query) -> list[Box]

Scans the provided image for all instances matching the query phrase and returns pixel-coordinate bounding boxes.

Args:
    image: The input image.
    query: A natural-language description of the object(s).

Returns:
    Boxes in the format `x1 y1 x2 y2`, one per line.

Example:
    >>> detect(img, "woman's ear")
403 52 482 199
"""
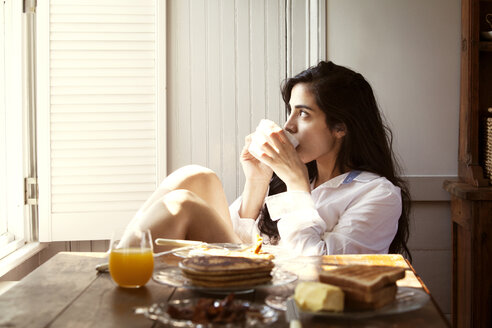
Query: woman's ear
334 123 347 138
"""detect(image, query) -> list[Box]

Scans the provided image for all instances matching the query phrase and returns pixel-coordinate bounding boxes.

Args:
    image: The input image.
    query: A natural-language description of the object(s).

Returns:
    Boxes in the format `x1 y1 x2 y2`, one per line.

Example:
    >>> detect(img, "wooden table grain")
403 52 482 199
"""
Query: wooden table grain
0 252 450 327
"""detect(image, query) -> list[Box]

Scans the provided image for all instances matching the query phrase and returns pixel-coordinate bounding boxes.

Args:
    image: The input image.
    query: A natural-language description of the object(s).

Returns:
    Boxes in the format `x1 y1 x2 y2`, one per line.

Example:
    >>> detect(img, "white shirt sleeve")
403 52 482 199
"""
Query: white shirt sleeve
270 183 401 256
228 196 256 244
268 191 328 255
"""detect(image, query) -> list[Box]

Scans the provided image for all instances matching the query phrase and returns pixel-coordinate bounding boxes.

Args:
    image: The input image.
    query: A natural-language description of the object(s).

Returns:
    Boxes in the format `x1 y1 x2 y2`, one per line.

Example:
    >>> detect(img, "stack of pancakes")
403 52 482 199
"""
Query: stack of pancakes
179 256 274 288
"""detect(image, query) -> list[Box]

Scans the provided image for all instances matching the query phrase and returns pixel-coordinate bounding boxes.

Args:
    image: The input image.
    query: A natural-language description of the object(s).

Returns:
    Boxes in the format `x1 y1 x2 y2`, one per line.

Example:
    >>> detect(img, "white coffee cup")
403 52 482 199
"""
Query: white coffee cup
248 119 299 159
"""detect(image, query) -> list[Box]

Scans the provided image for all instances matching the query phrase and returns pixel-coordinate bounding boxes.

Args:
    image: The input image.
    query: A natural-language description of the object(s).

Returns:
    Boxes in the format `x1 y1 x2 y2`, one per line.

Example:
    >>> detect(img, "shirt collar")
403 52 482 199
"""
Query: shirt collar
311 170 380 190
342 170 362 184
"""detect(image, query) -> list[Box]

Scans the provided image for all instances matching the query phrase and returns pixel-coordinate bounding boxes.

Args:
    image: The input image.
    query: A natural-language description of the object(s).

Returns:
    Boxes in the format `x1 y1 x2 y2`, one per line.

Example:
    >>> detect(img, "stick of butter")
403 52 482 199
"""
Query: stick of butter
294 281 344 312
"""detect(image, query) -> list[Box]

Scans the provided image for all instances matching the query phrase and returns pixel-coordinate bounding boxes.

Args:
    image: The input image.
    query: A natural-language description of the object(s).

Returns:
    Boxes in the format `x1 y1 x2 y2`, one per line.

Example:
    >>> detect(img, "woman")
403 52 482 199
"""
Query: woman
123 61 411 260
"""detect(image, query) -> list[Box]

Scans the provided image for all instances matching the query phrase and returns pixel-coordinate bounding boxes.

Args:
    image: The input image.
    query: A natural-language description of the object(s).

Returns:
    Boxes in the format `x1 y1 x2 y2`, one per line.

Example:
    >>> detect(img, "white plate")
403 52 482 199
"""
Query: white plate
153 266 297 293
137 298 278 327
265 287 430 319
171 243 296 265
171 243 244 258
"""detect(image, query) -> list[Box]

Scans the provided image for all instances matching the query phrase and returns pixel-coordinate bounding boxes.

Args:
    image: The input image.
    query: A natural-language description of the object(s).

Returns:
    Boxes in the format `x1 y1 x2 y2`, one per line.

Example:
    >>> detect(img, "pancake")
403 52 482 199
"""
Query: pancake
179 255 274 288
179 256 274 276
182 270 272 282
185 276 272 288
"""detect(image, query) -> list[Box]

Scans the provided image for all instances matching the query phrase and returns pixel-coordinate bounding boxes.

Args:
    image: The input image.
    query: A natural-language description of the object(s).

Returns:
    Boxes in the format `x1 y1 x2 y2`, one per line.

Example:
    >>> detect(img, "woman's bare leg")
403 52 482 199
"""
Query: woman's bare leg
129 189 242 253
136 165 232 229
121 165 239 251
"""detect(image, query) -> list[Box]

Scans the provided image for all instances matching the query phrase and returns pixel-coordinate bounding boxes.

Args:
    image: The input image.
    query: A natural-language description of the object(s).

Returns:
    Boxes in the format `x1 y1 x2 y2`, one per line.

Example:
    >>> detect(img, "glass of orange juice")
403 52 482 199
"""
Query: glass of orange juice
109 229 154 288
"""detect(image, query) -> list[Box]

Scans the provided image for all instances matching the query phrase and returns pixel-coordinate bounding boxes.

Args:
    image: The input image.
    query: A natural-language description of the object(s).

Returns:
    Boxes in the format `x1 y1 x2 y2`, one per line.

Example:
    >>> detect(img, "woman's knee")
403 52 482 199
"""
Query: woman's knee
159 165 219 188
183 164 218 181
161 189 202 216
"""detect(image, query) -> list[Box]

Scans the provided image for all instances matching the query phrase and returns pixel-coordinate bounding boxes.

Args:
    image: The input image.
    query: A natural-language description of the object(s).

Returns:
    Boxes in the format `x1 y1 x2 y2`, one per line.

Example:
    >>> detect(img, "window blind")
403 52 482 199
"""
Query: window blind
37 0 166 241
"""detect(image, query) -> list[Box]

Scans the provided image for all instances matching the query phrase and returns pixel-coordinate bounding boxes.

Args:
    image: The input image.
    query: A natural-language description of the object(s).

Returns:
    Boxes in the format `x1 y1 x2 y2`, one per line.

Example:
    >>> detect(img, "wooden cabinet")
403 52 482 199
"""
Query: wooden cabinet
444 182 492 328
444 0 492 327
458 0 492 187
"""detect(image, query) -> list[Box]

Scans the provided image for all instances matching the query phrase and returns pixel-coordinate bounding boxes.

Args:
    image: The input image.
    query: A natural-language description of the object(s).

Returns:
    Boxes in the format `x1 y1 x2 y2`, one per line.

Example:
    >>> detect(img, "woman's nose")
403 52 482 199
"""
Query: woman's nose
283 118 296 134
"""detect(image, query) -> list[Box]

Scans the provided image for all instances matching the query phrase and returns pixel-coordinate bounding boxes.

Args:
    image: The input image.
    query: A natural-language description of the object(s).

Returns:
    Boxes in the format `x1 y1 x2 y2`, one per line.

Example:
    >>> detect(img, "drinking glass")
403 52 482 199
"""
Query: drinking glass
109 229 154 288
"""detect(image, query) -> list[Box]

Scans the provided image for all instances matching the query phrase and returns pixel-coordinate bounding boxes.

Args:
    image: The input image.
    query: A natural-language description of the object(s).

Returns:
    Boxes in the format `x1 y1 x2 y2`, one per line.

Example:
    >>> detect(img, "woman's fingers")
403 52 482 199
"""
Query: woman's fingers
243 134 253 151
244 133 253 144
240 134 255 159
267 130 293 153
259 130 294 160
258 130 303 177
273 130 289 145
245 129 295 167
257 141 277 160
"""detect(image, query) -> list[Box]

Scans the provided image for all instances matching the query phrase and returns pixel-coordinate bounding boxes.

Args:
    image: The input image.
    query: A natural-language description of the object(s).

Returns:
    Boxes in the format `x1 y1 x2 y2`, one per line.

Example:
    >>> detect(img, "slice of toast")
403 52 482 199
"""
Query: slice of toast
344 284 397 310
341 283 397 304
319 265 405 293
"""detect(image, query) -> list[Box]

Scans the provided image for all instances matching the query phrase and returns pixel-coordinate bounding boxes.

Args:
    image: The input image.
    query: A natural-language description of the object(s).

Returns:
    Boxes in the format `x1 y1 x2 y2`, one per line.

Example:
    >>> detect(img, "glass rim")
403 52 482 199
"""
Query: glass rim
109 228 153 251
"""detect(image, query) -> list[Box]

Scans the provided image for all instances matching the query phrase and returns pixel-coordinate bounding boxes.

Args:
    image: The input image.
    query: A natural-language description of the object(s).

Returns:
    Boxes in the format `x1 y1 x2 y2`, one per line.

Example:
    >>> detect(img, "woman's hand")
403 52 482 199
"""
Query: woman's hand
239 134 273 219
257 130 310 192
240 134 273 183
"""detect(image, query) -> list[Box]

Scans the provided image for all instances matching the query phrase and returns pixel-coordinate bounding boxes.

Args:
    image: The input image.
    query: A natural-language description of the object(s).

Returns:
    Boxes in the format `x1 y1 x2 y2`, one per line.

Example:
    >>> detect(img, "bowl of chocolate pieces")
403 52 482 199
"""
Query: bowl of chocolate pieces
139 293 278 327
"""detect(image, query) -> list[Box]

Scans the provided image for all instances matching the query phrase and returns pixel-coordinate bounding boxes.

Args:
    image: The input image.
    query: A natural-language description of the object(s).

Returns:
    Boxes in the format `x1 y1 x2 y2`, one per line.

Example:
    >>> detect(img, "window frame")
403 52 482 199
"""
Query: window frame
0 0 7 238
0 0 28 260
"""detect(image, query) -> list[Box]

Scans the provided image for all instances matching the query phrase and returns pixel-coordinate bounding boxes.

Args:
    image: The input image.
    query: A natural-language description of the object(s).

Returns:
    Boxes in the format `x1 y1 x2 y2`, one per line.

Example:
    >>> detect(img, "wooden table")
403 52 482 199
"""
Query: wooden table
0 252 450 327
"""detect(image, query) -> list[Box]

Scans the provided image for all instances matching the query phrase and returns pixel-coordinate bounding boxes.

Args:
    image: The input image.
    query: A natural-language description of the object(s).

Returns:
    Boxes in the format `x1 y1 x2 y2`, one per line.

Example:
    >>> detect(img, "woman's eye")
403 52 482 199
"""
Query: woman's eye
299 110 308 117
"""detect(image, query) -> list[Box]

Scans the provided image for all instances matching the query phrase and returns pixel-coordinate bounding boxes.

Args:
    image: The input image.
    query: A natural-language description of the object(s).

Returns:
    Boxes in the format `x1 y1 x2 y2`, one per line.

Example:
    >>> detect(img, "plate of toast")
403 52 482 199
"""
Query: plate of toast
153 255 297 293
295 287 430 319
267 264 430 319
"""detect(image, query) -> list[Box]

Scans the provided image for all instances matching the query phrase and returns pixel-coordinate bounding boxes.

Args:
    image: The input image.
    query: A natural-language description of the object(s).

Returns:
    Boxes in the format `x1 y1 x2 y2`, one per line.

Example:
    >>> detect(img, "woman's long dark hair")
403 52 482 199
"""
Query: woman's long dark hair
257 61 412 261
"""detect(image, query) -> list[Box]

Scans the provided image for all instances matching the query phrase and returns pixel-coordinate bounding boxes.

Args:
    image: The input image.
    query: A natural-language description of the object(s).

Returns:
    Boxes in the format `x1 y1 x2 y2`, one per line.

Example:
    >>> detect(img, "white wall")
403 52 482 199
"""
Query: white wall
167 0 287 203
326 0 461 176
326 0 461 320
167 0 326 203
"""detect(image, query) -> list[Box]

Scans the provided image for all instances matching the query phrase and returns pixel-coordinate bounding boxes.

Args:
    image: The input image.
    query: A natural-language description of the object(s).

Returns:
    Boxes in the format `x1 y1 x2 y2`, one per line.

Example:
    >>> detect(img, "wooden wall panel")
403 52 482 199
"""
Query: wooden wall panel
168 0 192 168
219 0 238 200
167 0 286 202
235 0 252 194
189 0 208 165
206 0 222 177
250 0 267 129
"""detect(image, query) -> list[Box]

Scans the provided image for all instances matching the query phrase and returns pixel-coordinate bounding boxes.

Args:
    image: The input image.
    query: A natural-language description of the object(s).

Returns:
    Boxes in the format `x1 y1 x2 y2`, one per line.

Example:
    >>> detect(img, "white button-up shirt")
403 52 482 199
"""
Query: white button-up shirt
229 171 402 256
